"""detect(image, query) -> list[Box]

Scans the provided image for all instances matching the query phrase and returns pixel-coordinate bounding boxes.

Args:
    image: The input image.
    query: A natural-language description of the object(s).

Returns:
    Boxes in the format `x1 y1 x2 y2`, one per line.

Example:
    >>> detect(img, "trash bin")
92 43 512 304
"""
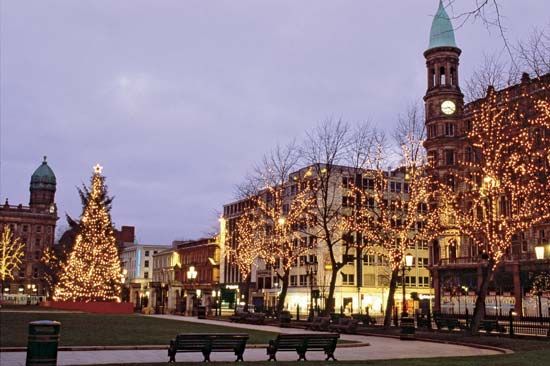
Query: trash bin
26 320 61 366
400 317 415 340
197 305 206 319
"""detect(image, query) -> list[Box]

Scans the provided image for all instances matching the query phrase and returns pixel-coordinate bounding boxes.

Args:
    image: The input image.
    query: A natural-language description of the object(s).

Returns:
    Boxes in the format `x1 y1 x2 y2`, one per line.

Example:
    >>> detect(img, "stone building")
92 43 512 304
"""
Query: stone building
220 165 432 315
150 247 182 313
423 2 550 316
0 157 58 298
120 242 171 308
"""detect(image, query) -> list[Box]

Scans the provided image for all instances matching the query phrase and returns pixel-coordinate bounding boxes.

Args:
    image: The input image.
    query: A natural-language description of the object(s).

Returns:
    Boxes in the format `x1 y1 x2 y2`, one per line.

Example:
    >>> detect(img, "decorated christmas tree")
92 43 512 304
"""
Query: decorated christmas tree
54 164 122 302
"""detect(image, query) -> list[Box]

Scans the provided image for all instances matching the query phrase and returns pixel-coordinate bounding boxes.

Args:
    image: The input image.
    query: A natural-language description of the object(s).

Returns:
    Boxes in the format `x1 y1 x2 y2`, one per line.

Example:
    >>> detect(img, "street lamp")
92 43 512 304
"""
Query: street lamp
535 244 545 260
401 253 414 317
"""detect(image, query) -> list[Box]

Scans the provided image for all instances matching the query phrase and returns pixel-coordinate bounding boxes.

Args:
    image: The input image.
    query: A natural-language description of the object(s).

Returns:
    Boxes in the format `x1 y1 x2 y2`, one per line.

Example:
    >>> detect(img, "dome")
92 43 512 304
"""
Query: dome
428 0 457 50
30 156 56 191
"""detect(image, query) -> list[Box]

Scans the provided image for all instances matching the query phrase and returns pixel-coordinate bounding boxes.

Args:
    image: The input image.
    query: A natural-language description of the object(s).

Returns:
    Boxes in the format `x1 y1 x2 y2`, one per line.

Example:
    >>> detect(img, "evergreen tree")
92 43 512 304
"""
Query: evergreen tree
54 165 122 302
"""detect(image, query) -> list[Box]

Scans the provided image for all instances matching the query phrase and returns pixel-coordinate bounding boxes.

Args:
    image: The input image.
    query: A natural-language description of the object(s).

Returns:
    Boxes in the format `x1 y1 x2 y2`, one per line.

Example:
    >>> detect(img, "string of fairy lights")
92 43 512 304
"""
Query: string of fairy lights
0 226 25 281
54 165 122 302
448 86 550 269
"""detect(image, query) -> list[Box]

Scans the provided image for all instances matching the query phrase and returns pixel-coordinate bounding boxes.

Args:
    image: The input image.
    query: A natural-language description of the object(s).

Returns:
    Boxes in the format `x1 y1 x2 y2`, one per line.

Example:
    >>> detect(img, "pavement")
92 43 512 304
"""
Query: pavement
0 315 503 365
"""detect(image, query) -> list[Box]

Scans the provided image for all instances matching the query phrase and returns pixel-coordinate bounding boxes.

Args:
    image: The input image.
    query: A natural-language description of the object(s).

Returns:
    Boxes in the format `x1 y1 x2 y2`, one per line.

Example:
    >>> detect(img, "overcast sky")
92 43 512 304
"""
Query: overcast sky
1 0 548 244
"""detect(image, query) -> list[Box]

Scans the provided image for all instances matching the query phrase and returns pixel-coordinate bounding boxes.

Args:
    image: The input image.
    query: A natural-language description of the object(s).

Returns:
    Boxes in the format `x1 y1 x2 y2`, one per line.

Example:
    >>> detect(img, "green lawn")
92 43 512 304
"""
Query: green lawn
0 311 278 347
93 349 550 366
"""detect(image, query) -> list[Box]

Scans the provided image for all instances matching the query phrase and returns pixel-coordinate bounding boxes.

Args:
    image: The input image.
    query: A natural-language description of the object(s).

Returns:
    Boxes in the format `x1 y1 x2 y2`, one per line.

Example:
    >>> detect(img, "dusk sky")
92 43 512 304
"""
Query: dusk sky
1 1 548 244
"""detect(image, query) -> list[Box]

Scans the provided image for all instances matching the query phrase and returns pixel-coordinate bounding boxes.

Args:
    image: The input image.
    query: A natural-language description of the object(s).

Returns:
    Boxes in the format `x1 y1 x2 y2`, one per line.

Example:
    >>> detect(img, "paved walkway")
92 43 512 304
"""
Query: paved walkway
0 315 502 366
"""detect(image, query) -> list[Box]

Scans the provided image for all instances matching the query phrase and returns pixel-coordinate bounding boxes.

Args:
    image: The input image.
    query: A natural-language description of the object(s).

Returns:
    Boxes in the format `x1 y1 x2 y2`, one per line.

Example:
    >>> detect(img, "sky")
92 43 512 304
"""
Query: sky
1 0 549 244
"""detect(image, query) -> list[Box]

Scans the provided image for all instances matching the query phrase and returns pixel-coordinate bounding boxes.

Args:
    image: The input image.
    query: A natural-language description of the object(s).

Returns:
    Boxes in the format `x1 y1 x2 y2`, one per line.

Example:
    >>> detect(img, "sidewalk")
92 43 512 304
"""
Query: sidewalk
0 315 502 366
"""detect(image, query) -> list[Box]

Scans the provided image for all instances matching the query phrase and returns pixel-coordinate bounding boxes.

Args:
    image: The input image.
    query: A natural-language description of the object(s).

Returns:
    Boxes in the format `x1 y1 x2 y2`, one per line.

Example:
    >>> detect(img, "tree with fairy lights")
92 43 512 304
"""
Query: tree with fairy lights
444 86 550 334
0 225 25 285
343 137 447 328
54 164 122 302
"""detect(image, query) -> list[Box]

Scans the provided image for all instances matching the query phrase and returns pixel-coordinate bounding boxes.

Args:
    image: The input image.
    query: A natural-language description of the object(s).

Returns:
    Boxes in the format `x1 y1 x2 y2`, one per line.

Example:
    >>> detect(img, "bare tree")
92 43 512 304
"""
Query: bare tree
516 26 550 78
0 225 25 283
464 53 520 102
300 119 352 314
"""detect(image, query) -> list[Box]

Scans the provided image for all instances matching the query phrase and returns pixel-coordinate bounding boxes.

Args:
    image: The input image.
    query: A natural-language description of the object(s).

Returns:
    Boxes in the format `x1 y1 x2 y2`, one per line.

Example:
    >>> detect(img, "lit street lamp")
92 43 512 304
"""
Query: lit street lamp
534 244 545 260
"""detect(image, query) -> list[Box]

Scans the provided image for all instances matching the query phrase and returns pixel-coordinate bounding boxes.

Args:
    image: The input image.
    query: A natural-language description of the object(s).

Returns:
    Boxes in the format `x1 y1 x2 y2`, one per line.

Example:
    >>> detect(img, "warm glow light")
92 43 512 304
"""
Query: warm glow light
277 217 286 226
93 164 103 174
535 245 545 260
405 254 414 267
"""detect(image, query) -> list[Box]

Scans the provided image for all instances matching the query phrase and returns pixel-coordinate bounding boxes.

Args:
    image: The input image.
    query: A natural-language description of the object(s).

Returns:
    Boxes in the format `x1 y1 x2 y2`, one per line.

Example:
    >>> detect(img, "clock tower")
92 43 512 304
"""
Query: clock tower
423 0 463 175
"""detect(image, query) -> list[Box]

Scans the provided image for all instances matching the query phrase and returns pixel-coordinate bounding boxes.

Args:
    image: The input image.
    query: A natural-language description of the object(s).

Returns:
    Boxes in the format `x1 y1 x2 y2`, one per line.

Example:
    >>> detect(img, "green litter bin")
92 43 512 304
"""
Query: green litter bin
26 320 61 366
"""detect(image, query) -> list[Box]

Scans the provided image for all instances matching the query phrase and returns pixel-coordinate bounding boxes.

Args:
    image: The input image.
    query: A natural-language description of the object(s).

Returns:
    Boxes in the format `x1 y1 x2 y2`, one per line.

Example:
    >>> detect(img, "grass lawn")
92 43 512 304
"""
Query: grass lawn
0 311 278 347
93 349 550 366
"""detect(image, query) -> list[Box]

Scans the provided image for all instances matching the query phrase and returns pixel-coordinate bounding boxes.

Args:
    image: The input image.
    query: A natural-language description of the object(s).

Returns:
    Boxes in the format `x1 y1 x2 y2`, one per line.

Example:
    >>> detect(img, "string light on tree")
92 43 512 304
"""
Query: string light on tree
0 226 26 283
54 164 122 302
443 86 550 333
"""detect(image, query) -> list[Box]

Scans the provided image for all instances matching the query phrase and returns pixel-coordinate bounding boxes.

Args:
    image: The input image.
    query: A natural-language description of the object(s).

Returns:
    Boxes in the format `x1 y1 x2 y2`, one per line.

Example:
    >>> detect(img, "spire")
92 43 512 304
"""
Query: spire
428 0 457 50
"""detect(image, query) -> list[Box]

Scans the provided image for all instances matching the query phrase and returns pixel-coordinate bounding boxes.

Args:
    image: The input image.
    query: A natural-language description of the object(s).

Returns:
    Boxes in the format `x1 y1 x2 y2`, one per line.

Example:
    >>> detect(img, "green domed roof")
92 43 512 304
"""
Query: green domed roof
428 0 457 50
30 156 56 191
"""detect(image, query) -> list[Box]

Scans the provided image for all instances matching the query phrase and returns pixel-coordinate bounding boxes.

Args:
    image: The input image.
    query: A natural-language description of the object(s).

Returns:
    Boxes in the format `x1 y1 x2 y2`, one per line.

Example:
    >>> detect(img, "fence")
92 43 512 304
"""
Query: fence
438 309 550 337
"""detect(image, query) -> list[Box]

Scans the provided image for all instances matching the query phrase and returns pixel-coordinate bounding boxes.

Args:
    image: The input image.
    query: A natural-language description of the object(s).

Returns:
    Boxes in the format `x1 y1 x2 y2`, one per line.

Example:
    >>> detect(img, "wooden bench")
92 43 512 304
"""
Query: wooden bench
480 320 506 334
267 333 339 361
168 333 249 362
328 318 359 334
306 316 330 331
230 311 249 323
434 317 463 331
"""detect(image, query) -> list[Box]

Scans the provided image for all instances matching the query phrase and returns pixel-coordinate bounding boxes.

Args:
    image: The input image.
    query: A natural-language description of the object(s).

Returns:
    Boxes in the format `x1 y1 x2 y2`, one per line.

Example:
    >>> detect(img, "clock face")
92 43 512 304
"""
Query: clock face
441 100 456 115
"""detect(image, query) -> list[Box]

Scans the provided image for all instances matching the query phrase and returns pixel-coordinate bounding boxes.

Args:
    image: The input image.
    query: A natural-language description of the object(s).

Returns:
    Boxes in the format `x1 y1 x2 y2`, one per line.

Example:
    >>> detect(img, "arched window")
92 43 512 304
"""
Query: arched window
439 66 446 85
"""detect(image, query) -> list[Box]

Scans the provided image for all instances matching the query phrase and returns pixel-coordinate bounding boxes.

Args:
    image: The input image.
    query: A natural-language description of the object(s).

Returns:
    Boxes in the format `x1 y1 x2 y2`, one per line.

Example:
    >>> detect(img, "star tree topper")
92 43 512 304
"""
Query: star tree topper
93 164 103 174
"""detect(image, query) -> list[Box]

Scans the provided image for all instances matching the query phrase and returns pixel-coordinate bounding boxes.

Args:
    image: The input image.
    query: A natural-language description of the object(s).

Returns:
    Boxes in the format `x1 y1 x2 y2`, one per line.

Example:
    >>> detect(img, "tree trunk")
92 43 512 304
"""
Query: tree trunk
276 270 290 315
470 261 494 335
243 272 252 312
325 265 339 315
384 267 400 328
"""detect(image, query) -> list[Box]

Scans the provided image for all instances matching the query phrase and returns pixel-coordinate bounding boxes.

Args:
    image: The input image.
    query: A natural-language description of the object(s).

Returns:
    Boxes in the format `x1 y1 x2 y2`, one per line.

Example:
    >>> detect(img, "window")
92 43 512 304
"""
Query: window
445 149 455 165
144 260 149 268
145 250 150 257
153 251 158 254
144 272 149 279
363 254 376 265
366 197 375 209
23 225 28 233
418 240 429 250
428 150 438 165
33 267 39 278
290 275 297 287
419 276 430 287
341 273 354 285
342 176 351 188
428 124 436 138
36 225 42 233
444 123 455 136
35 238 41 247
299 275 307 286
342 254 354 264
403 183 410 193
363 178 374 190
34 251 40 260
418 258 429 267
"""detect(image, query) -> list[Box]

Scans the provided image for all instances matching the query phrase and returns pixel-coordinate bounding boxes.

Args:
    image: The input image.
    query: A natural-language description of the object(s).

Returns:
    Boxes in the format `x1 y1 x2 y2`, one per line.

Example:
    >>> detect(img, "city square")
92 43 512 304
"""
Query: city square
1 1 549 365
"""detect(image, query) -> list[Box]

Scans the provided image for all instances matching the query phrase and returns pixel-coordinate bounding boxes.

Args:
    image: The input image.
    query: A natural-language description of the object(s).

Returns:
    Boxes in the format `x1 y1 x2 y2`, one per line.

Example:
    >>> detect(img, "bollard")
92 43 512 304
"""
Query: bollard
26 320 61 366
296 305 300 321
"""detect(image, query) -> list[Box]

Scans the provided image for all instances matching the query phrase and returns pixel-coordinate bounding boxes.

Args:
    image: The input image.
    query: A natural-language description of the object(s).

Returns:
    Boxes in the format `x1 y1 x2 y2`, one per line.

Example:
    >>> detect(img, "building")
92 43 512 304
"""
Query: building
220 165 432 315
423 2 550 316
150 246 182 313
0 157 58 299
120 243 171 308
176 237 220 315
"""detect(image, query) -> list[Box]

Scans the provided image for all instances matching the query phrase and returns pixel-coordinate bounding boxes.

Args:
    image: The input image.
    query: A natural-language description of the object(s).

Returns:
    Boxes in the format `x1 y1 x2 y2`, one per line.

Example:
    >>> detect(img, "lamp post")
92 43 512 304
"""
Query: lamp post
535 244 545 260
305 259 317 321
187 265 198 315
401 253 414 317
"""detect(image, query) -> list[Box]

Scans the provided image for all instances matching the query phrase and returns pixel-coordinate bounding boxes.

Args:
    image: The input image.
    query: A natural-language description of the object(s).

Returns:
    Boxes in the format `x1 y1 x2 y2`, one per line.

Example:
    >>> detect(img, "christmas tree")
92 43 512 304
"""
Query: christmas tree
54 164 122 302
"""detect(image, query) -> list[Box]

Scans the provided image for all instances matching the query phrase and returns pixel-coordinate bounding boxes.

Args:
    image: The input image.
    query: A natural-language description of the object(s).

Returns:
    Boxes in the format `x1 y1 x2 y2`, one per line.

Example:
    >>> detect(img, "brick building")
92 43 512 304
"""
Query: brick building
176 237 220 314
423 2 550 316
0 157 58 298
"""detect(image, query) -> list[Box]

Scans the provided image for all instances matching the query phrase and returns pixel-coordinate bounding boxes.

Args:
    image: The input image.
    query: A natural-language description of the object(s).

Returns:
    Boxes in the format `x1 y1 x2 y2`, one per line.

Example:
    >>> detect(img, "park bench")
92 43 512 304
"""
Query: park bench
328 317 359 334
352 313 377 326
230 311 249 323
168 333 249 362
434 317 463 331
266 333 340 361
480 320 506 334
245 312 266 324
306 316 331 331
